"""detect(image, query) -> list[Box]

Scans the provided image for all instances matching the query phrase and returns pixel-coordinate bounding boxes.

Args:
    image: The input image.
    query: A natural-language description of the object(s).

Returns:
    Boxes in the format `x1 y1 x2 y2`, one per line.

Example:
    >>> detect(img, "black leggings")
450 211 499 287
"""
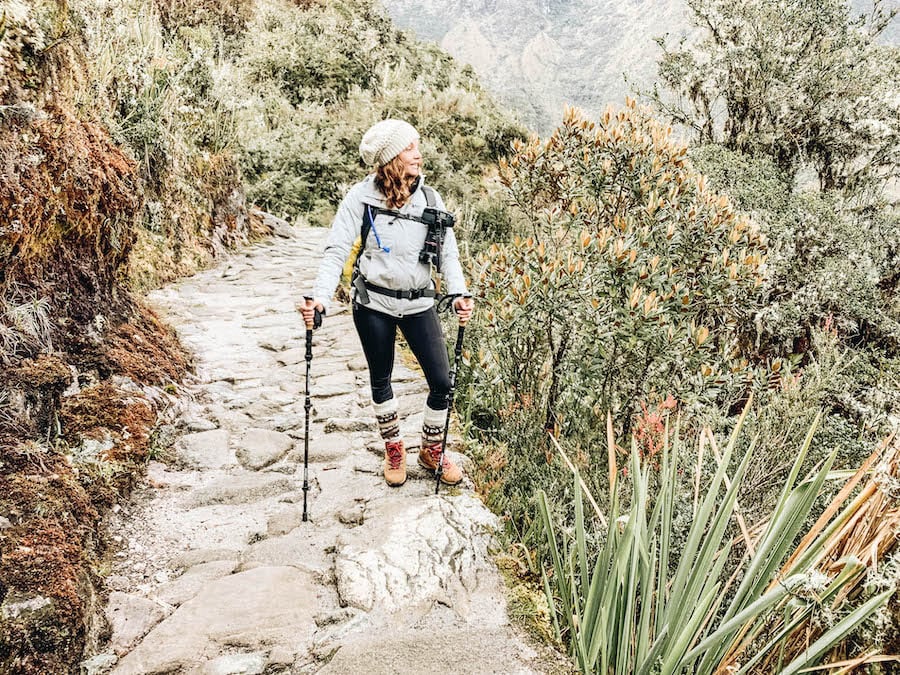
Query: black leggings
352 303 451 410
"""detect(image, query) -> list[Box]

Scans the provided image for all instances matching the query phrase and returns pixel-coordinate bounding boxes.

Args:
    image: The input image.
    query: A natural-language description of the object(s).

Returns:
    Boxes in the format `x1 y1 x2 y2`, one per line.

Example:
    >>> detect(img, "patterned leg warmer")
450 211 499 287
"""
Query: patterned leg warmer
422 405 446 448
374 399 400 441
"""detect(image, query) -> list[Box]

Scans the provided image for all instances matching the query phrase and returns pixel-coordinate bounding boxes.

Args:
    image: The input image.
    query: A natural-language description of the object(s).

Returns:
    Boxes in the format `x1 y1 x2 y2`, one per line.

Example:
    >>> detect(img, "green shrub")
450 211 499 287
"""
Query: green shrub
70 0 252 289
689 144 900 480
652 0 900 191
693 145 900 357
472 103 766 442
0 2 49 103
242 2 378 106
229 0 526 223
154 0 253 38
461 102 774 529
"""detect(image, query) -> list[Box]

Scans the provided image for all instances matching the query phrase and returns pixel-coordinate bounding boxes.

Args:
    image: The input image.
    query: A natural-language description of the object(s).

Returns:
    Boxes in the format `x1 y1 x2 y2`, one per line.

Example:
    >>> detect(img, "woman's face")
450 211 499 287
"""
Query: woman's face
397 139 422 178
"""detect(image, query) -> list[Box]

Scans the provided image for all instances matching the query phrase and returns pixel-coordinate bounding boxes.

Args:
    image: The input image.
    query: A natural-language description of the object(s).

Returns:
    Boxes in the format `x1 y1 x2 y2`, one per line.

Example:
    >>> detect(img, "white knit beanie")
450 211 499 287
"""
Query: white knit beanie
359 119 420 167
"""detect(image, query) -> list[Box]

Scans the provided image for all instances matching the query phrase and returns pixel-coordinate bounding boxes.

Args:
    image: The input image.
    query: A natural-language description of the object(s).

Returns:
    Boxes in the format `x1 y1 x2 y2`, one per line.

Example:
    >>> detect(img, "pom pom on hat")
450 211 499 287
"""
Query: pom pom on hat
359 119 420 167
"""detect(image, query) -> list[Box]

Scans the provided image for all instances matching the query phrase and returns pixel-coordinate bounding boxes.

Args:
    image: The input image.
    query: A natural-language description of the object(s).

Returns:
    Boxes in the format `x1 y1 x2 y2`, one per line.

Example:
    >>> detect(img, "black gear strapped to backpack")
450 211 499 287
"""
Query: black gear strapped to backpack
351 184 458 308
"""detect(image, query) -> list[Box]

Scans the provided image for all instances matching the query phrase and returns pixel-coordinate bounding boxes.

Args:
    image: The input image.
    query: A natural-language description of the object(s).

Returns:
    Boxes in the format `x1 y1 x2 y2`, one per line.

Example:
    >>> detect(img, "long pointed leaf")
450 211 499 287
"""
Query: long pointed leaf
669 402 752 619
656 430 676 637
725 445 833 625
537 490 573 640
778 589 893 675
542 566 563 642
575 472 589 600
659 581 720 675
684 574 805 663
734 559 867 674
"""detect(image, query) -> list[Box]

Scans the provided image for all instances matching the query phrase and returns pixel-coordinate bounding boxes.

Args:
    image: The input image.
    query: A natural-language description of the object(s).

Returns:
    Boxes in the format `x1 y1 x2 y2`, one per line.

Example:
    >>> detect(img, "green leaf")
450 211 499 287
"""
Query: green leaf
777 589 893 675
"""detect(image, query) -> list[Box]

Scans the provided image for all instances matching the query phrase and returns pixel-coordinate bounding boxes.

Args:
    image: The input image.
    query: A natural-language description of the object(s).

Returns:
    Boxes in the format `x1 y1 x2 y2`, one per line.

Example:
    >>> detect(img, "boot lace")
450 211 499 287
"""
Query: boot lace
424 441 451 469
385 440 404 470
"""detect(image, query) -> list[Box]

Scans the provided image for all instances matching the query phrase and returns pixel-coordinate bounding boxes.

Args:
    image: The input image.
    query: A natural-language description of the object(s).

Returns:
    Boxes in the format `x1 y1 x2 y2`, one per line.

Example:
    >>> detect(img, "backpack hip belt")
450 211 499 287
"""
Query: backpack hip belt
359 275 436 301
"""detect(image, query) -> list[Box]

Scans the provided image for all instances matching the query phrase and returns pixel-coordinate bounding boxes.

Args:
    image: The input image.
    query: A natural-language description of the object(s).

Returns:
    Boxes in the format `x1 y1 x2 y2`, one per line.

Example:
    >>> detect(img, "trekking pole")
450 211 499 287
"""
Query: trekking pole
435 311 467 495
302 297 322 522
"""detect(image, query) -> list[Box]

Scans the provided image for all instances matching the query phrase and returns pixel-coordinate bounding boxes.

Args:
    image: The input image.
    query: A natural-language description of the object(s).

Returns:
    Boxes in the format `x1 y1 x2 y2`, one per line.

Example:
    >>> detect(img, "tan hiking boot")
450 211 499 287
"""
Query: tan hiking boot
384 439 407 487
418 441 462 485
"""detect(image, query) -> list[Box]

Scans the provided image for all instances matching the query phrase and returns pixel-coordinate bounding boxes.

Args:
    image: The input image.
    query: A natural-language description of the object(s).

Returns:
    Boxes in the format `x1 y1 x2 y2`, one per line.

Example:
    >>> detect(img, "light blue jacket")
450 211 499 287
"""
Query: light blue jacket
311 175 468 318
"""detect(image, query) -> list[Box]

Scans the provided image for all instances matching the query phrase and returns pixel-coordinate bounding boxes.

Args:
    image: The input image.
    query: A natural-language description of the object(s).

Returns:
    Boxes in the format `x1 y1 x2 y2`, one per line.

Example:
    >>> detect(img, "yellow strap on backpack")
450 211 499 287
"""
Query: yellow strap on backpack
340 236 362 286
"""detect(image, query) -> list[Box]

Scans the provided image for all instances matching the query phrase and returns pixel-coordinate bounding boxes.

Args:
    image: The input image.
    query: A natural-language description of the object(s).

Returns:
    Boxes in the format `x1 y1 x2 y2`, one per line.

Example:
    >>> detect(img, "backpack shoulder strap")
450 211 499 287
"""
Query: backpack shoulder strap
354 189 437 271
354 203 374 271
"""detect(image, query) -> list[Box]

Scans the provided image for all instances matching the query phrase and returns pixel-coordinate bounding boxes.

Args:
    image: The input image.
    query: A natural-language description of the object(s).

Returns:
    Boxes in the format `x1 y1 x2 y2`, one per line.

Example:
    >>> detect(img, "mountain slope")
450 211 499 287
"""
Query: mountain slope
382 0 899 132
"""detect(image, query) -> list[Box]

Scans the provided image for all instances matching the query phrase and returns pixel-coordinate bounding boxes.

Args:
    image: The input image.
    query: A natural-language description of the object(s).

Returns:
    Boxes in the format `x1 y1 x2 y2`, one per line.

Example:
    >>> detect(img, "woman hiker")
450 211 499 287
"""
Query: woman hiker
300 119 474 487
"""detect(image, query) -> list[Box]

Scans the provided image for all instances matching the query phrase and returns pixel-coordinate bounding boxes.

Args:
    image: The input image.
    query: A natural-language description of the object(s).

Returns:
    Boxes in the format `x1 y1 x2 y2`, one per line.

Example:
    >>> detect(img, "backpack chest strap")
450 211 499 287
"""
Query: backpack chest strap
354 185 438 269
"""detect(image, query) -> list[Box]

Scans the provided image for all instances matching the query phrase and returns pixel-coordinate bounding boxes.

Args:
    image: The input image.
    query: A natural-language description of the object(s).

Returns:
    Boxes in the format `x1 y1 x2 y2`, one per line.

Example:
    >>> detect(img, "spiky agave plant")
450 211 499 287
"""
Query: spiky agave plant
718 435 900 674
537 402 894 674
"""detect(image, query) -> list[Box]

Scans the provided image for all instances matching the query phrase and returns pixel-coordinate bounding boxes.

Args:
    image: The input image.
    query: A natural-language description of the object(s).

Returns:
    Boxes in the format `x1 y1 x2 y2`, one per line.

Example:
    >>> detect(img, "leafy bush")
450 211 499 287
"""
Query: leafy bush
691 145 900 359
72 0 253 289
652 0 900 191
229 0 526 224
154 0 253 38
0 2 46 101
470 103 766 449
687 144 900 483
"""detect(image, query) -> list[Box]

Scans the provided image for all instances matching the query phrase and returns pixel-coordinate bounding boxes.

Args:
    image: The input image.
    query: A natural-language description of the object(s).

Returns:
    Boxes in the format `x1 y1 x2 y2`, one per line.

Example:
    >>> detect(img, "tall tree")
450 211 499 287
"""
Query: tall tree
651 0 900 191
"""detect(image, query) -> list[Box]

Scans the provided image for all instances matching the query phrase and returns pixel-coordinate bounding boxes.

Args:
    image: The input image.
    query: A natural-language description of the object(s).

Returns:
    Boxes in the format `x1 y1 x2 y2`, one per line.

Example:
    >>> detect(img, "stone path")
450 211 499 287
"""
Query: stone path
83 227 567 674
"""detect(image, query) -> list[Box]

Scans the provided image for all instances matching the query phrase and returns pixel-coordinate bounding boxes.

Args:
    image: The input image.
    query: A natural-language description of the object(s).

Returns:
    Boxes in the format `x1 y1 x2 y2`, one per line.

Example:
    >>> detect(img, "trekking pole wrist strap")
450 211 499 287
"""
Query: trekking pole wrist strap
435 293 471 314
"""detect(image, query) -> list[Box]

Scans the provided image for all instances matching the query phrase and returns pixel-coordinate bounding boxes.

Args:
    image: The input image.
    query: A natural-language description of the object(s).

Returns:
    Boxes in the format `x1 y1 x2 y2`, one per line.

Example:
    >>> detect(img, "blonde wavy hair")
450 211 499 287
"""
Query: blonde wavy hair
375 155 415 209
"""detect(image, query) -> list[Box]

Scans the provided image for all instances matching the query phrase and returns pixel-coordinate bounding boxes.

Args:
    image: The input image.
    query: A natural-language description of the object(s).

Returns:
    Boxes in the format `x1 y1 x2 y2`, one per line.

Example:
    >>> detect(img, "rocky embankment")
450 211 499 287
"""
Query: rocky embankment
82 227 567 674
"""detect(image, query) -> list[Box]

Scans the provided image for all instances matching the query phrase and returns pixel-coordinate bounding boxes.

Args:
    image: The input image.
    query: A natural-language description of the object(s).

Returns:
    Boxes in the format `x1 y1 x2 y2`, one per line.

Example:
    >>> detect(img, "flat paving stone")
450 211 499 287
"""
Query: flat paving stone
188 473 296 507
112 567 317 675
105 592 167 653
324 417 373 433
234 428 294 470
152 560 239 607
176 430 235 469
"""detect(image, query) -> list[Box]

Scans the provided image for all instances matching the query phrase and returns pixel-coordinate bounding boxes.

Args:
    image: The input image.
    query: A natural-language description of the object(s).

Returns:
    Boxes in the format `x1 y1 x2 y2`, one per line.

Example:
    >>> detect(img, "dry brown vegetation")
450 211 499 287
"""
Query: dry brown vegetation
0 110 141 311
0 1 204 671
98 305 191 384
720 436 900 672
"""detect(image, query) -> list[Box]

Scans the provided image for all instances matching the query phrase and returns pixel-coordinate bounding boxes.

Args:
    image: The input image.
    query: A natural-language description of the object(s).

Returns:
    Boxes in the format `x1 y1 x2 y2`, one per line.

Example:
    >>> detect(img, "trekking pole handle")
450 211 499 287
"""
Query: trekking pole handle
302 296 323 331
454 293 473 327
302 296 315 330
